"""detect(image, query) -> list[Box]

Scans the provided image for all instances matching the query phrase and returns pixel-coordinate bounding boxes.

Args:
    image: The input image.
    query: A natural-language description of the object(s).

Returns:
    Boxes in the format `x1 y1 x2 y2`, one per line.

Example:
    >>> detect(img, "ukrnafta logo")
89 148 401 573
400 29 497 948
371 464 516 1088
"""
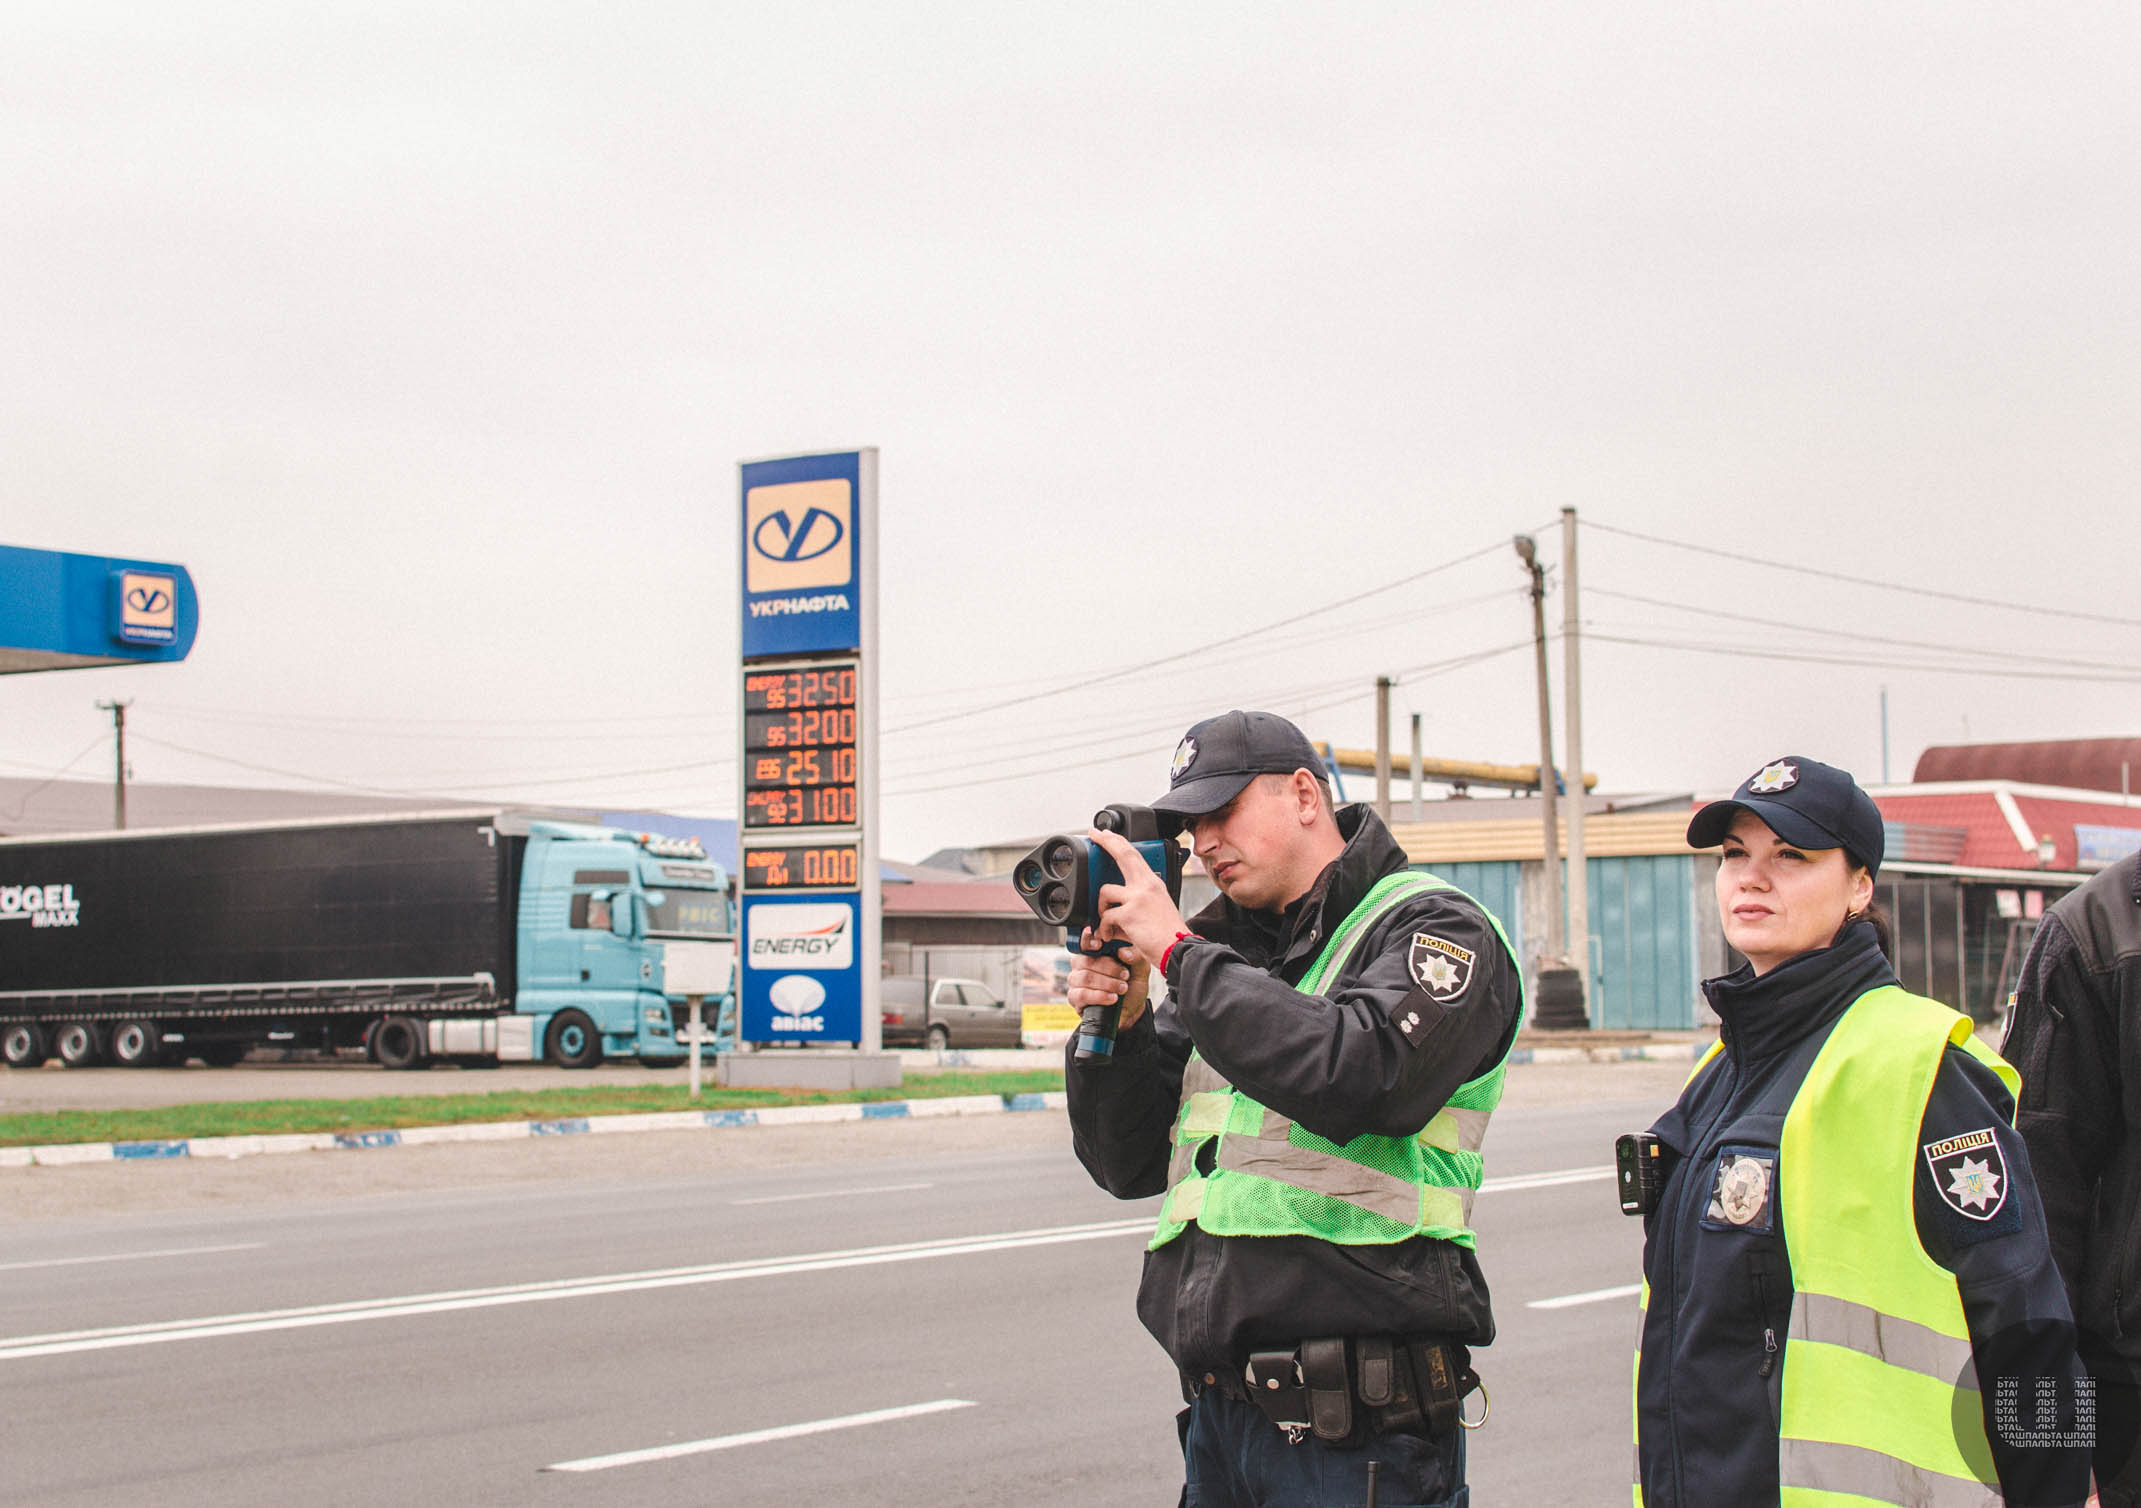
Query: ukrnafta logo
1954 1322 2136 1489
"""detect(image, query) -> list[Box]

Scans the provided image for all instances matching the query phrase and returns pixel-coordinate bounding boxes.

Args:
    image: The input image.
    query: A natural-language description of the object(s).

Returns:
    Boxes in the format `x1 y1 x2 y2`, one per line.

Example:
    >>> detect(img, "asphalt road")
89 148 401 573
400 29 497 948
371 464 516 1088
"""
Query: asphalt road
1 1077 1675 1505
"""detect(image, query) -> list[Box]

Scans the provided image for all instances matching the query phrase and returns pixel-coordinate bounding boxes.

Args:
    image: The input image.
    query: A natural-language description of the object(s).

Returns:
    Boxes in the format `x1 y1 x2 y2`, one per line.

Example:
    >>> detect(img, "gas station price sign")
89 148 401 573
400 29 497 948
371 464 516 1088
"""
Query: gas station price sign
742 843 861 891
742 660 861 830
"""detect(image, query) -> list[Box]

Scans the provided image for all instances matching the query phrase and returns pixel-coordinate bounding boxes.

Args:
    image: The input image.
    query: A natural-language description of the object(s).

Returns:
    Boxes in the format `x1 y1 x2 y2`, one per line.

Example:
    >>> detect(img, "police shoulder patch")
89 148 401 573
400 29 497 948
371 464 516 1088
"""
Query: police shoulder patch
1923 1126 2008 1221
1409 932 1476 1002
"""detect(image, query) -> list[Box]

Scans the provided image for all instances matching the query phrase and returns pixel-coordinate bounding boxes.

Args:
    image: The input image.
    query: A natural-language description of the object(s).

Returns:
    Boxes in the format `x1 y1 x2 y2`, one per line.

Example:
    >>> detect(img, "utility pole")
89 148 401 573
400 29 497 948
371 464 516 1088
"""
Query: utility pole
1410 712 1424 823
1374 676 1393 823
1560 507 1591 1029
96 698 131 829
1514 536 1585 1030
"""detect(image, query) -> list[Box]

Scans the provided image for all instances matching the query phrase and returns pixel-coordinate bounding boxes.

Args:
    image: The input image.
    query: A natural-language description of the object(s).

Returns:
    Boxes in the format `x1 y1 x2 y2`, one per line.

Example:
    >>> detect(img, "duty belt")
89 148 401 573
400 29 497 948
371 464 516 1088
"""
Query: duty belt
1183 1336 1487 1446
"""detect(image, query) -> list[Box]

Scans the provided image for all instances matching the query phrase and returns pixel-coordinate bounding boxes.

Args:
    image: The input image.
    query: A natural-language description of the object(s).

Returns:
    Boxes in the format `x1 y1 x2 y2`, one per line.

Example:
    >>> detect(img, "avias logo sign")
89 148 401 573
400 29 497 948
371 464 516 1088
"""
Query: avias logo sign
0 883 81 928
745 478 854 617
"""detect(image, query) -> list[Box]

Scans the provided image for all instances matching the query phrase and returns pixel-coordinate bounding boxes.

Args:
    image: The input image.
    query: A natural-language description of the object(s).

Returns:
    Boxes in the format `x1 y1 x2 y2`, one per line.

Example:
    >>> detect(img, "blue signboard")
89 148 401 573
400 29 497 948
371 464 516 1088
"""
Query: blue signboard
740 450 863 658
2076 825 2141 869
738 893 863 1042
0 545 199 673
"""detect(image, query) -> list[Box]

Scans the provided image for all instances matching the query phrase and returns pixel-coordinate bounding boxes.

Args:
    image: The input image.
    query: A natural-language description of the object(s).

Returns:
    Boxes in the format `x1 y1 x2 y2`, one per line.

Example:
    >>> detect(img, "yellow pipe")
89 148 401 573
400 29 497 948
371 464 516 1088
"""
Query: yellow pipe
1314 743 1599 792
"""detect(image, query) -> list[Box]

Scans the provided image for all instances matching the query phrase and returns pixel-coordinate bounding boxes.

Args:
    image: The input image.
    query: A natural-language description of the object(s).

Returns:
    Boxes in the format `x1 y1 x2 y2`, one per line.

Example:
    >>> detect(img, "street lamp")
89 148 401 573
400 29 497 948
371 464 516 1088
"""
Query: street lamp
2037 833 2058 868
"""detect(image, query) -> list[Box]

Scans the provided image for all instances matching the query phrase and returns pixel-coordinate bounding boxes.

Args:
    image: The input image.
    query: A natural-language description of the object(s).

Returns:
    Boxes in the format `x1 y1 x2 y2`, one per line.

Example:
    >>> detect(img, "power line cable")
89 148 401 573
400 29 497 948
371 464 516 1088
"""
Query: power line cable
0 736 113 820
1585 633 2141 684
1583 518 2141 630
883 535 1523 737
1587 589 2141 674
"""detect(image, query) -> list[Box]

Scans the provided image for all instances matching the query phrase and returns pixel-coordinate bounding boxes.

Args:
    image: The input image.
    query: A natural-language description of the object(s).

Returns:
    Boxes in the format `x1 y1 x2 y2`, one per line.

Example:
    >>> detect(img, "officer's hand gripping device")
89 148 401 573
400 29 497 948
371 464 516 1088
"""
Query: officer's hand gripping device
1010 804 1186 1066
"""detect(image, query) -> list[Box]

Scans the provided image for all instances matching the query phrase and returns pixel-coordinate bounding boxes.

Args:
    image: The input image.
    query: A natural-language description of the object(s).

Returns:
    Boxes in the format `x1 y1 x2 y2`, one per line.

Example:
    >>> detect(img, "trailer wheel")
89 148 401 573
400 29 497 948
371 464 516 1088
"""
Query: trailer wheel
371 1016 428 1071
54 1022 105 1069
2 1021 47 1069
109 1019 164 1068
546 1010 602 1070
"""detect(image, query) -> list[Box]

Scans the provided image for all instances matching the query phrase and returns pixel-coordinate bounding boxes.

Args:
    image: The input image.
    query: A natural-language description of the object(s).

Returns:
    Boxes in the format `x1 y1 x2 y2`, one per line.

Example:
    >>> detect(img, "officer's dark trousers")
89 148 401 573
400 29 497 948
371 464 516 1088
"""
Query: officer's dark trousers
1179 1392 1467 1508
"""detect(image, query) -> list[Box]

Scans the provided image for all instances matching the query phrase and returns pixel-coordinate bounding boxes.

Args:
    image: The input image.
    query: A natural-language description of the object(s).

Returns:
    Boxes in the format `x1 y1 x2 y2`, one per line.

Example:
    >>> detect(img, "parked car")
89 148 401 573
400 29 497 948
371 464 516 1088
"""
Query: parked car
880 974 1023 1049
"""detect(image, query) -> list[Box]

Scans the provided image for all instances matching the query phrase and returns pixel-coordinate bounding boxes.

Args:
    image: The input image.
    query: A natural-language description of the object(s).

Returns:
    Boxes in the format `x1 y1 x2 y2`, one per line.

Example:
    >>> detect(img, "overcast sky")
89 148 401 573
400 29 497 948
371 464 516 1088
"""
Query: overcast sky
5 4 2139 859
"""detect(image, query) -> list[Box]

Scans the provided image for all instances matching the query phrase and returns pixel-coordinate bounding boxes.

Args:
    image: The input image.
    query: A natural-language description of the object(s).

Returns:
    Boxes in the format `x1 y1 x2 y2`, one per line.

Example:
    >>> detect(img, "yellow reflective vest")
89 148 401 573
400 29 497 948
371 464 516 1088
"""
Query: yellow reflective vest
1634 985 2020 1508
1151 871 1521 1253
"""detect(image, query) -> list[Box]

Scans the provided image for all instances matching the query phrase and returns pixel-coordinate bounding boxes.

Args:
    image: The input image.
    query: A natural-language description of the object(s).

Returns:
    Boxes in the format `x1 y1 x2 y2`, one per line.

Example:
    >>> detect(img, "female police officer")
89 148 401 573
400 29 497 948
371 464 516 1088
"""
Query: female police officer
1632 755 2092 1507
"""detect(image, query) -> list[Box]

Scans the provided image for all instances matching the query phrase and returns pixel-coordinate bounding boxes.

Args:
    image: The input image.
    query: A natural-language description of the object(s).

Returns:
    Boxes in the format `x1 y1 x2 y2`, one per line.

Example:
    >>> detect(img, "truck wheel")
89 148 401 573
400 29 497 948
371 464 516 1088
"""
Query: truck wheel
546 1010 602 1069
54 1022 105 1068
371 1016 428 1071
109 1020 164 1068
2 1021 47 1069
926 1023 950 1052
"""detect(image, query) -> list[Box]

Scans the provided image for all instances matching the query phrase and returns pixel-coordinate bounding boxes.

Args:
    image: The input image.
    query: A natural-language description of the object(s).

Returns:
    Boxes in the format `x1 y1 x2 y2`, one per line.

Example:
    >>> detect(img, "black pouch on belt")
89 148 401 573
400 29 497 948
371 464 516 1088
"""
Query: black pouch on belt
1299 1337 1354 1443
1244 1351 1311 1437
1408 1338 1465 1437
1357 1335 1427 1435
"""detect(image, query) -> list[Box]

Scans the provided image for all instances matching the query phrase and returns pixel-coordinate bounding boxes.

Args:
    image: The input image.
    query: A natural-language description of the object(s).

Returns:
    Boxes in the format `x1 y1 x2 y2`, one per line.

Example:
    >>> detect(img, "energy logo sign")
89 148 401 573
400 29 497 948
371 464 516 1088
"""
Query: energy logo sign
746 479 853 595
0 883 81 928
746 901 854 971
114 571 178 645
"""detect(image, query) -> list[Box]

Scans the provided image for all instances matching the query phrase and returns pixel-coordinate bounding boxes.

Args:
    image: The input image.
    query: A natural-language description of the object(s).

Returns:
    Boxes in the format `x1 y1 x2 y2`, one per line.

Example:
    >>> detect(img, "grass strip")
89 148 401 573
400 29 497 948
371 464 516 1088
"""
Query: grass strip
0 1070 1066 1148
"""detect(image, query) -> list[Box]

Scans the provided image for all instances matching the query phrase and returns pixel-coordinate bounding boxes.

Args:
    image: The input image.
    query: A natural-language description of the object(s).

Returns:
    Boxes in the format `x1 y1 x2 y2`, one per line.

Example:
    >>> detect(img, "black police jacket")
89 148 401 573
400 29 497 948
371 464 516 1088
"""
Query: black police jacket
1065 805 1522 1380
2005 851 2141 1375
1637 923 2087 1508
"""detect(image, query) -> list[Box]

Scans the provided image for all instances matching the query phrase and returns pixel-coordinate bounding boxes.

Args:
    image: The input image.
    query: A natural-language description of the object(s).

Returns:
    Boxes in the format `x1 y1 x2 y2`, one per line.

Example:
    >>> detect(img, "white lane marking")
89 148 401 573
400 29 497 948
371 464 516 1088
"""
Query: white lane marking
0 1218 1152 1363
544 1398 977 1473
732 1182 933 1206
1481 1165 1614 1193
1527 1283 1644 1310
0 1243 263 1275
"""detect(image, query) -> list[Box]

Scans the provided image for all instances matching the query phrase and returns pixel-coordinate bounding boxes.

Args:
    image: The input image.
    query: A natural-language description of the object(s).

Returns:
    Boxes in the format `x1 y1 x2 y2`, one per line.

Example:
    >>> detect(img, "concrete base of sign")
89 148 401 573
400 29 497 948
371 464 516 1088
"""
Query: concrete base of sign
716 1051 901 1091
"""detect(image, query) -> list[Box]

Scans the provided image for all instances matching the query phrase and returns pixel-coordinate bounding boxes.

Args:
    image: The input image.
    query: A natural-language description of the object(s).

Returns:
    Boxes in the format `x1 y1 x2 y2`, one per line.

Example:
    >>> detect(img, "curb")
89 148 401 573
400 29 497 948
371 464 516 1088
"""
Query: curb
1506 1041 1710 1067
0 1090 1071 1171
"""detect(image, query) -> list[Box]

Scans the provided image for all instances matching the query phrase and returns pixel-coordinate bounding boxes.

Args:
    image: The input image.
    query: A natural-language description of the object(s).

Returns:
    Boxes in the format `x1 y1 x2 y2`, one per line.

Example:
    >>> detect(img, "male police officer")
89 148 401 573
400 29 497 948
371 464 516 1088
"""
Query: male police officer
1066 710 1523 1507
2006 848 2141 1504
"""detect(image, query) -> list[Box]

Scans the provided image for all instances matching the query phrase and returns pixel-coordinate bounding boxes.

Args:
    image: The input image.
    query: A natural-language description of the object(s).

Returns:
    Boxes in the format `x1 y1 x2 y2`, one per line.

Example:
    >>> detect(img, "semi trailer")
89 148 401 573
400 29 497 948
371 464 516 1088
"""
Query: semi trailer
0 811 736 1070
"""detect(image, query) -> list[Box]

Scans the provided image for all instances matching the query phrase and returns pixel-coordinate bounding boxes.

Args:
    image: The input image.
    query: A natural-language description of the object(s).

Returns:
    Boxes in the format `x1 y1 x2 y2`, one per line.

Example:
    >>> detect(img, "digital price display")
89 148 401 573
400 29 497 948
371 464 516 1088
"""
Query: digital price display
742 844 862 892
742 662 861 830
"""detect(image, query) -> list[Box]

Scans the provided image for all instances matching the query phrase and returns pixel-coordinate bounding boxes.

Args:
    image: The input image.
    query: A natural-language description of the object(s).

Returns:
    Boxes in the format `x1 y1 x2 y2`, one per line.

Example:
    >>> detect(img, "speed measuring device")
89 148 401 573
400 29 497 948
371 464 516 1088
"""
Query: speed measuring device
736 448 880 1049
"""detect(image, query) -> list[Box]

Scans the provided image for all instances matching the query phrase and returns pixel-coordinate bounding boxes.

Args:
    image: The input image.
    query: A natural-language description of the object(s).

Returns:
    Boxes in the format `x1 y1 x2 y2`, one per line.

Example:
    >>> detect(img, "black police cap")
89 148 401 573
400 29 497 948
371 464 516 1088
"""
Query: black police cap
1152 710 1327 818
1687 755 1886 876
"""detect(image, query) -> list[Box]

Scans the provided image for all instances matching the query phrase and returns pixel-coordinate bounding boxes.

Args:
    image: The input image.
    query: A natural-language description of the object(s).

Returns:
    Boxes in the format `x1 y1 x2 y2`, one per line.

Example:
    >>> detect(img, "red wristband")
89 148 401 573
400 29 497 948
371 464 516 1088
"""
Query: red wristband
1159 931 1194 976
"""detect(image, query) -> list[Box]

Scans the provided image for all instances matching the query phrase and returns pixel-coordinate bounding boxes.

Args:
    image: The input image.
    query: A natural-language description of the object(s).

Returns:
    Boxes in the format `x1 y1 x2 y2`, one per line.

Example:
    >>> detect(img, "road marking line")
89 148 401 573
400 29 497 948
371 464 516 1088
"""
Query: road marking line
1527 1283 1644 1310
543 1398 977 1472
1481 1165 1614 1193
732 1182 933 1205
0 1243 263 1274
0 1218 1152 1363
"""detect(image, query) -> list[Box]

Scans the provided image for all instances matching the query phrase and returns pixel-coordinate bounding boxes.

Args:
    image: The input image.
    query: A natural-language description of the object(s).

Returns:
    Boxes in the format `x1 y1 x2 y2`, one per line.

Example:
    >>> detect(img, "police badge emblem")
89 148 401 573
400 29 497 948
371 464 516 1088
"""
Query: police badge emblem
1923 1127 2008 1221
1409 933 1475 1001
1704 1148 1775 1231
1170 738 1197 781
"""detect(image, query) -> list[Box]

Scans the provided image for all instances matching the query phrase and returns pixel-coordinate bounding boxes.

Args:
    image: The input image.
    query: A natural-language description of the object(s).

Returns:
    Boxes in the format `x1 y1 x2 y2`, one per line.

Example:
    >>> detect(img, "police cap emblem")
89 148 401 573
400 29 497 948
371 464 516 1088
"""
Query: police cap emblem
1748 760 1799 794
1170 737 1198 781
1409 933 1475 1001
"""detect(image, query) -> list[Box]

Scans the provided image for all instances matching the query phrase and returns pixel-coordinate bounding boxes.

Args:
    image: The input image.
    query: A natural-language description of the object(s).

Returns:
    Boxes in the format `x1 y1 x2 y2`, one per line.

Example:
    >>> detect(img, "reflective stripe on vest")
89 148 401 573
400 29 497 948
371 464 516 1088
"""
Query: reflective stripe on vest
1149 870 1522 1253
1630 983 2018 1508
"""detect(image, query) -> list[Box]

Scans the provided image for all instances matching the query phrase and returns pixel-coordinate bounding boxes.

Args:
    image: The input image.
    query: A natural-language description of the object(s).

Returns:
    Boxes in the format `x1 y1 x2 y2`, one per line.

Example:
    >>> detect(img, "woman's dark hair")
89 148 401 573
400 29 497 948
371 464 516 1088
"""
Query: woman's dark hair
1835 848 1894 962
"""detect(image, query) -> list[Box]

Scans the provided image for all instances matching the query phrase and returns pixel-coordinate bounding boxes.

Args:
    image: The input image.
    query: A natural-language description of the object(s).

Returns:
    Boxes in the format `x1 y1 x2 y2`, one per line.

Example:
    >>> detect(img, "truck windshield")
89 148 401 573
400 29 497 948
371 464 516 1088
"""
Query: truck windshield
646 890 731 937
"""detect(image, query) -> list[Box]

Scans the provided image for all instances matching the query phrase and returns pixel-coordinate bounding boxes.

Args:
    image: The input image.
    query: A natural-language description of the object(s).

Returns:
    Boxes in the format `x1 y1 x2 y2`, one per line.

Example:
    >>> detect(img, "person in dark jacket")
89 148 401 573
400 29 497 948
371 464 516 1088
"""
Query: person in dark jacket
2005 848 2141 1504
1066 709 1521 1508
1635 755 2091 1508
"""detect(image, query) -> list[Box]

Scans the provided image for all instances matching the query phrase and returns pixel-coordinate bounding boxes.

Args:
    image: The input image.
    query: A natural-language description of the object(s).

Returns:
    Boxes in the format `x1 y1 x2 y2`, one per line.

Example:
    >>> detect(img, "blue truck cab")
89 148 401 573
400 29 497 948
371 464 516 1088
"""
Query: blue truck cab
512 822 737 1068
